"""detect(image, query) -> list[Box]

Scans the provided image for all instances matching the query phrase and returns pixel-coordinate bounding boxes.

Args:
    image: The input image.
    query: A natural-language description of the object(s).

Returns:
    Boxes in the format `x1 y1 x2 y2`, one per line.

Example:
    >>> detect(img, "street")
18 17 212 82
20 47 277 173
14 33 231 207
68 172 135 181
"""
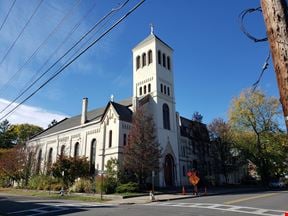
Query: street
0 190 287 216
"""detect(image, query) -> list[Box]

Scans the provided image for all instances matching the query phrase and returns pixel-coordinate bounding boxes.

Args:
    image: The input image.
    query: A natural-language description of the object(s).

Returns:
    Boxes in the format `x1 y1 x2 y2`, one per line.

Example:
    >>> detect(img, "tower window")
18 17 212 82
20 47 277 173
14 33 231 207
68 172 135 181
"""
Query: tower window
167 87 170 96
148 50 152 64
136 56 140 70
109 130 112 148
158 50 161 65
142 53 146 67
148 84 151 92
167 56 171 70
164 85 167 94
160 84 163 93
163 53 166 67
144 85 147 94
163 103 170 130
139 87 142 96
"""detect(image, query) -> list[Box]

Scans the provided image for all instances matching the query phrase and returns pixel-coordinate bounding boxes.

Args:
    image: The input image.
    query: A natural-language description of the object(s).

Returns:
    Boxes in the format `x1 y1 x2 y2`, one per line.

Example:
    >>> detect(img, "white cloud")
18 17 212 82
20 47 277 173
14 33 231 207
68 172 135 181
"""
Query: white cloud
0 98 67 129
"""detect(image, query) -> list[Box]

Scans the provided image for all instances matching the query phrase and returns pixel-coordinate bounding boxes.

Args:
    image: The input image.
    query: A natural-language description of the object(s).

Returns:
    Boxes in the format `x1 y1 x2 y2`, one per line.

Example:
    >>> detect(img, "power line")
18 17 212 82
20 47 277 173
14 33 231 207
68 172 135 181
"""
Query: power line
0 0 81 97
0 0 139 119
0 0 17 33
0 0 43 67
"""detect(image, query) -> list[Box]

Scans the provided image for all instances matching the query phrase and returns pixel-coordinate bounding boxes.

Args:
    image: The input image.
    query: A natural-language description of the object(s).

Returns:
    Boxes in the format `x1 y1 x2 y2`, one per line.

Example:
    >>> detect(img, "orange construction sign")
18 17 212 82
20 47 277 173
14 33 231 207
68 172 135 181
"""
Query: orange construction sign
187 170 200 186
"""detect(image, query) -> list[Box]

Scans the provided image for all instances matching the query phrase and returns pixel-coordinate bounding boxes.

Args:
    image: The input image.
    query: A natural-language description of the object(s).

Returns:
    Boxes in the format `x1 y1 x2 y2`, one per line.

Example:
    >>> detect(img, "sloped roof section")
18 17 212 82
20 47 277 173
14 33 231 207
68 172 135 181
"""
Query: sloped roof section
32 98 132 139
133 34 173 51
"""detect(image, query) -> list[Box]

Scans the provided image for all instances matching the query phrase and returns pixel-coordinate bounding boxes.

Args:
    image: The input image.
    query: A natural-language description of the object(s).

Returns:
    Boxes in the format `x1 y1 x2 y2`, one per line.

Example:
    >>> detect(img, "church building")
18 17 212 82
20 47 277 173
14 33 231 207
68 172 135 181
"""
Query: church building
27 30 212 187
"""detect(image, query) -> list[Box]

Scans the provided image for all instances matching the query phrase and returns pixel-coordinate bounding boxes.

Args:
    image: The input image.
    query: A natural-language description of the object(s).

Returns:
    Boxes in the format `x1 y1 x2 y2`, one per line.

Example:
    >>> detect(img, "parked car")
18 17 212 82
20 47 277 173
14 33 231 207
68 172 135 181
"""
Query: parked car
269 180 286 188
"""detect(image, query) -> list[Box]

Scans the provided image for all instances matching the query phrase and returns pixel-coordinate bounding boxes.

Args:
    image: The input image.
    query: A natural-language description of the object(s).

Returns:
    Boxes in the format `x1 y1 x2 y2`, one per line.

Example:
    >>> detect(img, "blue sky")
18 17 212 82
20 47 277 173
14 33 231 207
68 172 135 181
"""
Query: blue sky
0 0 283 128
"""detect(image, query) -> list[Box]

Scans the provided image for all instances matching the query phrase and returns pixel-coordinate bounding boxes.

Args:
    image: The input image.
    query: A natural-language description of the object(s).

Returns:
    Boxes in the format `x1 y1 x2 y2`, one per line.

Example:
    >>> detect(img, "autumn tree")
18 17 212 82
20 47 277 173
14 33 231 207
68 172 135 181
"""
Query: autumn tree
124 108 162 186
229 89 287 184
208 118 244 184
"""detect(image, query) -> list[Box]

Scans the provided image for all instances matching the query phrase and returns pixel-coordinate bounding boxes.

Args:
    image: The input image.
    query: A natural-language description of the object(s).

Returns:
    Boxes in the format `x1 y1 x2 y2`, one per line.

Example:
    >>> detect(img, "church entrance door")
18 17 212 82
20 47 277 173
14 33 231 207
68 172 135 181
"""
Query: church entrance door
164 154 174 186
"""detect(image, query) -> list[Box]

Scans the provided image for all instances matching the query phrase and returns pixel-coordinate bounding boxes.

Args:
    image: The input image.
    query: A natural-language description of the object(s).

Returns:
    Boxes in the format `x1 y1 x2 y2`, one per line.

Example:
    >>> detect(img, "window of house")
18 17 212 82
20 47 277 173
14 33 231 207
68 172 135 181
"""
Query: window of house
148 50 152 64
47 148 53 168
158 50 161 64
74 142 79 158
160 84 163 93
60 145 65 157
139 87 142 96
142 53 146 67
163 103 170 130
36 149 42 174
144 85 147 94
148 83 151 92
90 139 96 175
167 56 171 70
123 134 127 146
109 130 112 148
136 56 140 70
163 53 166 67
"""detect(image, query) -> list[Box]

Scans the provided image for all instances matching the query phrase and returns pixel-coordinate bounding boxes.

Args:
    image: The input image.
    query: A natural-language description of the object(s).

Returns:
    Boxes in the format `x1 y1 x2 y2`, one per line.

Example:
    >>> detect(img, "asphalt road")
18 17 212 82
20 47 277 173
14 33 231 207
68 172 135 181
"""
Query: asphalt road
0 190 287 216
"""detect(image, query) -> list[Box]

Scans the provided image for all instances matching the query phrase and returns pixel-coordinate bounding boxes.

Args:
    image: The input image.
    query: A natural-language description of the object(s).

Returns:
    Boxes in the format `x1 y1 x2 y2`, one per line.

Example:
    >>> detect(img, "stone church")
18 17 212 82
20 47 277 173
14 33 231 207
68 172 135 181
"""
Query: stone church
27 30 212 187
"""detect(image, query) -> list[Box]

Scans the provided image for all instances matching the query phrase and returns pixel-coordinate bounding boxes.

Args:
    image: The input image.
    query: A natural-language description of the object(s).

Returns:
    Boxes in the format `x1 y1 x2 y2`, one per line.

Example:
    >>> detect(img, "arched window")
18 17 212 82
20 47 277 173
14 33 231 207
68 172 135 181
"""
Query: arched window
167 87 170 96
158 50 161 64
90 139 96 175
148 50 153 64
148 84 151 92
60 145 65 157
167 56 171 70
164 85 167 94
163 103 170 130
123 134 127 146
47 148 53 169
136 56 140 70
109 130 112 148
74 142 79 158
142 53 146 67
144 85 147 94
139 87 142 96
36 149 42 174
163 53 166 67
160 84 163 93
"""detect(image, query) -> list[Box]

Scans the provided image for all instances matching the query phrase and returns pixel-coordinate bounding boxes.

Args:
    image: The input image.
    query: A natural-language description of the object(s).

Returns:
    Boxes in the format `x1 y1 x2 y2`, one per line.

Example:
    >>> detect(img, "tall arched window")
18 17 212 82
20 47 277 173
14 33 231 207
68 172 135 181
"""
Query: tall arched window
160 84 163 93
148 50 153 64
109 130 112 148
164 85 167 94
142 53 146 67
136 56 140 70
144 85 147 94
60 145 65 157
163 53 166 67
36 149 42 174
90 139 96 175
74 142 79 158
139 87 142 96
123 134 127 146
47 148 53 169
163 103 170 130
167 56 171 70
167 87 170 96
148 84 151 92
158 50 161 64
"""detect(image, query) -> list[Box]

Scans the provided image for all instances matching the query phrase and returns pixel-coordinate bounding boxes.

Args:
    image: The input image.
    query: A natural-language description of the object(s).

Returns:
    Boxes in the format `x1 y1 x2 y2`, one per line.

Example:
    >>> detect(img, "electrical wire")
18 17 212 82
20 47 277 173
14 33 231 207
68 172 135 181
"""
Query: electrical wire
0 0 17 33
0 0 141 119
0 0 82 97
239 7 268 43
0 0 44 67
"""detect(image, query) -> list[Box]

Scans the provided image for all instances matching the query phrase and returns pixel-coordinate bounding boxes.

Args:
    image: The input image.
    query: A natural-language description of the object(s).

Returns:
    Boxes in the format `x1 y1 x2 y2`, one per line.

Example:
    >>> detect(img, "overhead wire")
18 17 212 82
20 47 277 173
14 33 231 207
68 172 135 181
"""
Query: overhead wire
0 0 82 97
0 0 17 33
0 0 44 67
0 0 141 119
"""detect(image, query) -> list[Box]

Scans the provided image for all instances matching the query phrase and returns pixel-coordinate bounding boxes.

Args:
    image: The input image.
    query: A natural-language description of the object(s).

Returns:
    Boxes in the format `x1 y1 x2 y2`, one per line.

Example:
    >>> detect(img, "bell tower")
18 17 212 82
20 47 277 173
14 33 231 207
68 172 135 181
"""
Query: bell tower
132 27 180 187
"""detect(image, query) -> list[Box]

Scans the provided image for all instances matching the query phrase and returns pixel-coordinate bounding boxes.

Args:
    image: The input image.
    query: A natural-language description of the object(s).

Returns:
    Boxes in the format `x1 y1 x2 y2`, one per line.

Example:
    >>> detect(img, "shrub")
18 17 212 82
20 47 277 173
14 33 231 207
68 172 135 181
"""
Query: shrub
28 175 62 191
116 182 139 193
70 178 94 193
0 176 11 188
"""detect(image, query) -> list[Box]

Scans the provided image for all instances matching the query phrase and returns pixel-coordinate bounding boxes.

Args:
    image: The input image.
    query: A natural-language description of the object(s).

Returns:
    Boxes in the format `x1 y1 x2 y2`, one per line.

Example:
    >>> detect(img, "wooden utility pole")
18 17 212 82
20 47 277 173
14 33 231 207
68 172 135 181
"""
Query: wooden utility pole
261 0 288 131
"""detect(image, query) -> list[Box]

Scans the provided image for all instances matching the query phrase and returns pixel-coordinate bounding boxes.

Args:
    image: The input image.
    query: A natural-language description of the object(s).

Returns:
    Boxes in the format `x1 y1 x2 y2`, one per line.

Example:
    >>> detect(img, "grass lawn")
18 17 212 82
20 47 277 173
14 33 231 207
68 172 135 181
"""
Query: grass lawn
0 188 107 202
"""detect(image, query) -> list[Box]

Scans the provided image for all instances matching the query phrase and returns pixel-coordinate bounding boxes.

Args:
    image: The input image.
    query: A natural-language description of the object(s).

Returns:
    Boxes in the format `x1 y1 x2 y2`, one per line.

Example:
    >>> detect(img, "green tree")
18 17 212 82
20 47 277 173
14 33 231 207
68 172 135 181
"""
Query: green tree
0 120 14 148
9 124 43 145
124 108 162 187
229 89 287 184
51 155 89 188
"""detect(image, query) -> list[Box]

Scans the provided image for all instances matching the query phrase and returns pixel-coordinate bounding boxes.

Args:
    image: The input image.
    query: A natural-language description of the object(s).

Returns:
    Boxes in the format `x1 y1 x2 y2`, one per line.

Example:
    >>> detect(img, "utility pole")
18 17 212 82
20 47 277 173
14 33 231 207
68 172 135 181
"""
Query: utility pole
261 0 288 132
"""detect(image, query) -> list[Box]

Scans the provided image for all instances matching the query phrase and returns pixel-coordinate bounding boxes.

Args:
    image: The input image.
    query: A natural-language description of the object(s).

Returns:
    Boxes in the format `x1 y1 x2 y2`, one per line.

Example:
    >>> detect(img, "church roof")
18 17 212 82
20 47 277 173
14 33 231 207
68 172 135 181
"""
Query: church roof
133 33 173 51
31 98 132 139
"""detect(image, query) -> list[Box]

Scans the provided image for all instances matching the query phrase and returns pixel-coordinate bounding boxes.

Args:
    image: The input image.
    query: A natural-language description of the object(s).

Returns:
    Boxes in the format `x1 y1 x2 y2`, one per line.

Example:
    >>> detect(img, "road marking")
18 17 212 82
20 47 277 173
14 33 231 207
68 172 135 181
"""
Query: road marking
224 193 277 205
145 202 286 216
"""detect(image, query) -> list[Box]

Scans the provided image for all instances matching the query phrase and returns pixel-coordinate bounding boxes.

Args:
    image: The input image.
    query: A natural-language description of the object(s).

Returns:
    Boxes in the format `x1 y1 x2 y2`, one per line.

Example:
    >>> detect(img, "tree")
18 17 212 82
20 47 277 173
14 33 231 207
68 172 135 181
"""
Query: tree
229 89 287 184
192 111 203 123
0 119 14 148
51 155 89 188
9 124 43 145
208 118 243 184
48 119 58 128
124 108 162 186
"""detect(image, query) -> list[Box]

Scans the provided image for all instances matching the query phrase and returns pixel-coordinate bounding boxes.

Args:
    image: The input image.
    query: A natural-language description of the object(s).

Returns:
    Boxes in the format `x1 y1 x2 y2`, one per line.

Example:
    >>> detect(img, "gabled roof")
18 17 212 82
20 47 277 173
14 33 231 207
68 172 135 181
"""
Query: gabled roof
31 98 132 140
179 116 209 141
133 33 173 51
